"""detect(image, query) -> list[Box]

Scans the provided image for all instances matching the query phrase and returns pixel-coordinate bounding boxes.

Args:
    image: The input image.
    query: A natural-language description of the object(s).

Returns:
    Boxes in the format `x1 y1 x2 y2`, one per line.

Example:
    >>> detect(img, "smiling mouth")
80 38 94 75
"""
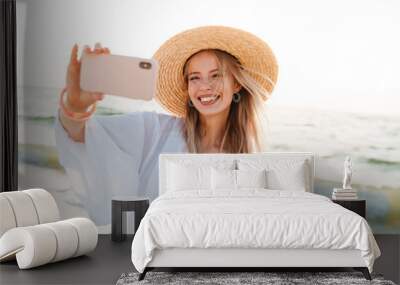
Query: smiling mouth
197 94 221 106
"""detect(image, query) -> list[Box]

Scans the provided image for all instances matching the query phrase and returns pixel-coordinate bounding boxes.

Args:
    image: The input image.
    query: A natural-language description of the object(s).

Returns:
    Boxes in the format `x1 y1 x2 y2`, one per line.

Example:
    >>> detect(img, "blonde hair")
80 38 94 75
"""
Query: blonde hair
182 49 272 153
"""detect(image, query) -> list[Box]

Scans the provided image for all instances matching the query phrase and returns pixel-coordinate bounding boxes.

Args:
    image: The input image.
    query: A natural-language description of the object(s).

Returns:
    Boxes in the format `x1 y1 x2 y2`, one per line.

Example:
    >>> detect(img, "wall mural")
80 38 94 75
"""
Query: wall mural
16 0 399 234
17 85 400 233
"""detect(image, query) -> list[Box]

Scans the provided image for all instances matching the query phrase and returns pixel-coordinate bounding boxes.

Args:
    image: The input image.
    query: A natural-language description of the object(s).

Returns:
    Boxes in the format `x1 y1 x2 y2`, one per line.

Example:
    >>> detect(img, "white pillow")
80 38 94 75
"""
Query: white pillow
236 169 268 189
237 159 309 191
211 168 236 190
211 168 268 190
266 164 307 191
167 162 212 191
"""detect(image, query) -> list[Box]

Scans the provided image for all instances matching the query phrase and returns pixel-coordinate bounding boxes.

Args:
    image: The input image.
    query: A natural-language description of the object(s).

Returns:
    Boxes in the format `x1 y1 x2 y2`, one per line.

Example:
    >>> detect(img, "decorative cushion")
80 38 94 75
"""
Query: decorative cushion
236 169 268 189
267 163 308 191
165 159 236 192
211 168 237 190
238 159 309 191
166 162 212 191
211 168 268 190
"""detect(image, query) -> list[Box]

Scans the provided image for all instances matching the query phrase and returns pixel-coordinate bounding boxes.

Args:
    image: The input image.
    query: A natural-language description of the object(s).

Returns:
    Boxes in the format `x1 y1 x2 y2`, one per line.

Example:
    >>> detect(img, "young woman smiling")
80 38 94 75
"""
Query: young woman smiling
54 26 278 225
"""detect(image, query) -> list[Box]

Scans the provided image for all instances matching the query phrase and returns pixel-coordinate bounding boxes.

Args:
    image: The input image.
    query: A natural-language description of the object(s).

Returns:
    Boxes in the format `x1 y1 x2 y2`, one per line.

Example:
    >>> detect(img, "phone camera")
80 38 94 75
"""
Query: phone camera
139 61 152 70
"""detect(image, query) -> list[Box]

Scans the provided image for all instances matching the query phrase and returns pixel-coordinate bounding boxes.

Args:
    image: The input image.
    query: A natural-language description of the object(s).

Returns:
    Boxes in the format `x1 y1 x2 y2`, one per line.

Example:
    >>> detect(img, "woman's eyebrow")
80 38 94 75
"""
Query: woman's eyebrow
188 68 219 76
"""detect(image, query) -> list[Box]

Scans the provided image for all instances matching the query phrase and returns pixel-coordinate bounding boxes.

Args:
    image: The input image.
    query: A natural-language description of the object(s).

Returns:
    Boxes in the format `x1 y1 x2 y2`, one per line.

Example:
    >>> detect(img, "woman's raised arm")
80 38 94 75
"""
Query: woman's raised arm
59 43 110 142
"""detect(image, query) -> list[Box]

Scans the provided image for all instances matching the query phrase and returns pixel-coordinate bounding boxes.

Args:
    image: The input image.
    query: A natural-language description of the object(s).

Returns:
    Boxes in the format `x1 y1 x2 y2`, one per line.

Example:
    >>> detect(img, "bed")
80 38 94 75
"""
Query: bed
131 152 381 281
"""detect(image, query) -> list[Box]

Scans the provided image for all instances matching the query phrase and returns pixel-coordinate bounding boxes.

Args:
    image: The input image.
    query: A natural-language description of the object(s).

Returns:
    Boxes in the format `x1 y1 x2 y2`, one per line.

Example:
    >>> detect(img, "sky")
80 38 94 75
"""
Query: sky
17 0 400 115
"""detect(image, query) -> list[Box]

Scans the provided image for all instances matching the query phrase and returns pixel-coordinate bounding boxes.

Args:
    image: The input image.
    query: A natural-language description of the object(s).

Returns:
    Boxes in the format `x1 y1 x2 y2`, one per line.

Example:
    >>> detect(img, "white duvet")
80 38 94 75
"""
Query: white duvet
131 189 380 273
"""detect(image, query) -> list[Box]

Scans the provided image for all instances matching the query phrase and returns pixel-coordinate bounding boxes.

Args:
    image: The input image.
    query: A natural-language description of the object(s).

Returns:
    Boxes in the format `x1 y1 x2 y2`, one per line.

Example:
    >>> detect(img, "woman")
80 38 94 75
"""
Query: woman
55 26 278 226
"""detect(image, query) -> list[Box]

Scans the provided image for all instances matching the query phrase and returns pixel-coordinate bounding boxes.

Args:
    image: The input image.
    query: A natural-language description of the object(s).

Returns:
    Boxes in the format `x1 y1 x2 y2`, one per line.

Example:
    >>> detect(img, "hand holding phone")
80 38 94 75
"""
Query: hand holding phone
65 43 107 114
80 53 158 101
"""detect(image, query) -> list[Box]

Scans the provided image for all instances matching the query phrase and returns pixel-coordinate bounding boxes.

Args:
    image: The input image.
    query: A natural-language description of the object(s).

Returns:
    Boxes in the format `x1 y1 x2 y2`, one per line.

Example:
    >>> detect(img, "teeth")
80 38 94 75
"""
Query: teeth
199 96 217 102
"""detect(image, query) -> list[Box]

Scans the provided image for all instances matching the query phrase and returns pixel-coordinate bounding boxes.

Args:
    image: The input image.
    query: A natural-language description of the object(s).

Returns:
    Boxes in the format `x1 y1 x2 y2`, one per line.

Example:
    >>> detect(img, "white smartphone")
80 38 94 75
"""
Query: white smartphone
80 53 158 101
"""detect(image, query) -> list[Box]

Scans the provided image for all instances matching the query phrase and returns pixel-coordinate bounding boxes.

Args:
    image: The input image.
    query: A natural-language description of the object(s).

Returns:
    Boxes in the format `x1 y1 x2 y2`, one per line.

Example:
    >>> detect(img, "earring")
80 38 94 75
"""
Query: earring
233 92 241 103
188 99 194 107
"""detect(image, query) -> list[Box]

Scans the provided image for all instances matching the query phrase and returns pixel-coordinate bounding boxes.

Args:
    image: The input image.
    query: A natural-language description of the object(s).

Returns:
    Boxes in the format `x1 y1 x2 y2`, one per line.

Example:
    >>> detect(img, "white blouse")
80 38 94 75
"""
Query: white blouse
54 110 187 226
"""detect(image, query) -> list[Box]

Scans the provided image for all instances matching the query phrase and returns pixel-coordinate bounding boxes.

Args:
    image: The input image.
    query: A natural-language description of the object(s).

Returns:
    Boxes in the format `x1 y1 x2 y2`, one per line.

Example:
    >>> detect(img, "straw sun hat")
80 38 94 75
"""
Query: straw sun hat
152 25 278 117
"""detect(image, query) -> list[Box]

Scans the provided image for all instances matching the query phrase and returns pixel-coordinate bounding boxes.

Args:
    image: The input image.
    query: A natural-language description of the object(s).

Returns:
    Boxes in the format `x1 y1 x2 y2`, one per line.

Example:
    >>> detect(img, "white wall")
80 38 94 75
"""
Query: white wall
17 0 400 115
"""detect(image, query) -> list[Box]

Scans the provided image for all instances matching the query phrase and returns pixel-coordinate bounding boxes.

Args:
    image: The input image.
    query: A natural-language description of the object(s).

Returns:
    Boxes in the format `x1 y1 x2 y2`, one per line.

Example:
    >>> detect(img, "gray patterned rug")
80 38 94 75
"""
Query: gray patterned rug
116 271 396 285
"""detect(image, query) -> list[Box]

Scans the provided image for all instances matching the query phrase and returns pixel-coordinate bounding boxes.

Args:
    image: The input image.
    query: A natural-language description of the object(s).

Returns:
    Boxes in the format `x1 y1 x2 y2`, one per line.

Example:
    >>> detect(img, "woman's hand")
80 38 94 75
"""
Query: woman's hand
65 42 110 113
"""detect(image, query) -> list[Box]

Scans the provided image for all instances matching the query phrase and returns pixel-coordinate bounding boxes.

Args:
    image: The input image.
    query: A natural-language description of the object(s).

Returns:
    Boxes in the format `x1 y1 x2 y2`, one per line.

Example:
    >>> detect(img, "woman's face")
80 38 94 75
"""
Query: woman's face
187 51 240 116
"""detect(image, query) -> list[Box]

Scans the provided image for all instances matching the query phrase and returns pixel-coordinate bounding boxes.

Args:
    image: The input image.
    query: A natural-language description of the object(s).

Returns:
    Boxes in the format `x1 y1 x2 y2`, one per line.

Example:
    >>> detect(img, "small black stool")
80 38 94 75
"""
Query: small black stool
111 196 149 242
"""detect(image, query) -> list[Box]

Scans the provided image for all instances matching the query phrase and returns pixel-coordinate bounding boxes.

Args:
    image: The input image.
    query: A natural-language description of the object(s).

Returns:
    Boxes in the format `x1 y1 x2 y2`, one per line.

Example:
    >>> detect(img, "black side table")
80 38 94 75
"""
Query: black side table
332 199 366 218
112 196 149 242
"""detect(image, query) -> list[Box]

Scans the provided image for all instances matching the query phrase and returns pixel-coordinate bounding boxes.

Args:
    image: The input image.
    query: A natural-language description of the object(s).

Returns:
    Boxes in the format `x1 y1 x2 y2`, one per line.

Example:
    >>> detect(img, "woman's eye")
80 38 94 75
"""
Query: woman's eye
189 77 199 81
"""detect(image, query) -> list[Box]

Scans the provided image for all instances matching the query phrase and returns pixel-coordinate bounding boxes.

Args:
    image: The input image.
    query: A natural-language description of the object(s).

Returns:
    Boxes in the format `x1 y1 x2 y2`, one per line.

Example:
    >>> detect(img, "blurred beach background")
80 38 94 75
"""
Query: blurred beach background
17 86 400 234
